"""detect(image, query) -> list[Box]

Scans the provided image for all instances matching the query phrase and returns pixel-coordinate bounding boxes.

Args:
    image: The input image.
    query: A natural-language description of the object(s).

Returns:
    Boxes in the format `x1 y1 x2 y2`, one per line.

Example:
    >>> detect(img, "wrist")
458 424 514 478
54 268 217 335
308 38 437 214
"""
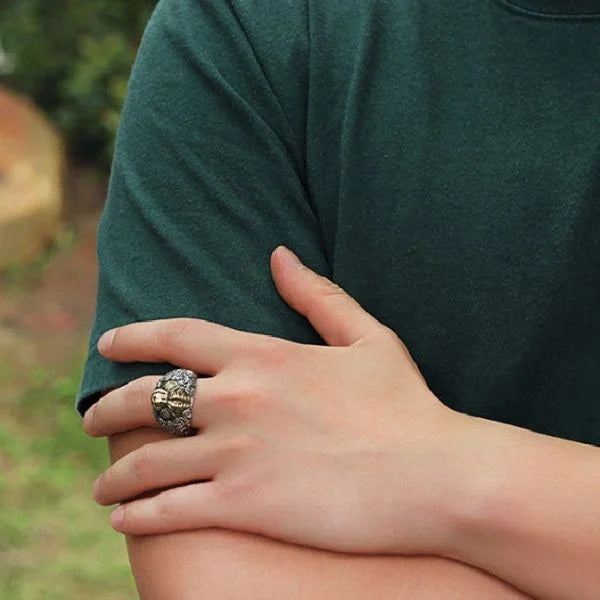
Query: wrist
438 414 530 563
391 406 496 557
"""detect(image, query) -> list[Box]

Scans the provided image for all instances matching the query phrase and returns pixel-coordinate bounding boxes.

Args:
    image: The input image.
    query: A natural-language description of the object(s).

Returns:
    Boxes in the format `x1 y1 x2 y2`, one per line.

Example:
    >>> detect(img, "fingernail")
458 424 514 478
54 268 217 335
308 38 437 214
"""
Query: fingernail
277 245 303 269
93 476 101 500
83 404 96 434
98 329 116 353
111 506 125 529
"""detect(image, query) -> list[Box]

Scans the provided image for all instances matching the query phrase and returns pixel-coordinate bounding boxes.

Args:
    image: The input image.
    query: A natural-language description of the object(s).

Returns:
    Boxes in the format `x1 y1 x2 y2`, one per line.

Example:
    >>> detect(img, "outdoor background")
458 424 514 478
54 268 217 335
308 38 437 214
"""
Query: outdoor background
1 2 157 598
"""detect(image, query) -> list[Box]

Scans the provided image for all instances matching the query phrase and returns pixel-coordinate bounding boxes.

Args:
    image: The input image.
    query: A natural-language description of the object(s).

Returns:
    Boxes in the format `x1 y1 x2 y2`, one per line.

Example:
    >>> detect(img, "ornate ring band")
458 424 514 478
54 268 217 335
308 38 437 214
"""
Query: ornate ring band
151 368 198 436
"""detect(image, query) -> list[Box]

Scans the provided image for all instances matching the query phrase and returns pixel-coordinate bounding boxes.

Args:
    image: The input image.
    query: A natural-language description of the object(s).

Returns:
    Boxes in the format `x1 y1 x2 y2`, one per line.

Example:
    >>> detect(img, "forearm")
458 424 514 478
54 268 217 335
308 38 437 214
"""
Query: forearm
446 415 600 600
126 529 530 600
111 429 529 600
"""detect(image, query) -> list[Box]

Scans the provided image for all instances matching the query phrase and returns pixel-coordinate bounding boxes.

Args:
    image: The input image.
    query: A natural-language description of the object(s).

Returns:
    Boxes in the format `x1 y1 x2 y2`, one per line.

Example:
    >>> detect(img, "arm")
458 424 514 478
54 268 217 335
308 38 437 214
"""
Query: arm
88 264 600 599
110 427 530 600
78 2 530 596
443 415 600 600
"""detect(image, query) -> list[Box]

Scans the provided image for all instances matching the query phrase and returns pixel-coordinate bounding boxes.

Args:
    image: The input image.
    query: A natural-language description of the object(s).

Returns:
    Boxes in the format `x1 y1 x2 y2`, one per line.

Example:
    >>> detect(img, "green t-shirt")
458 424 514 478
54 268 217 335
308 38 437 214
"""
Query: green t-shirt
77 0 600 446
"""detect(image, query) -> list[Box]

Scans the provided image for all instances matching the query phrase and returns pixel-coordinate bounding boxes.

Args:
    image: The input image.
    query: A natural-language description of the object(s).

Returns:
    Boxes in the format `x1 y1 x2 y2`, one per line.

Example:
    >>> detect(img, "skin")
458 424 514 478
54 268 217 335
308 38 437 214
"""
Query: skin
110 427 530 600
86 246 600 598
89 246 468 557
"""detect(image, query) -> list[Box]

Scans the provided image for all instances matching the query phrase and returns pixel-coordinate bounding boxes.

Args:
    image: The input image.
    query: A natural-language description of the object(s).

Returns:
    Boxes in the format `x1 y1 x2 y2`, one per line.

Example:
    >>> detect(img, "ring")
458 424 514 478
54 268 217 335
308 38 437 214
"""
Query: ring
151 369 198 436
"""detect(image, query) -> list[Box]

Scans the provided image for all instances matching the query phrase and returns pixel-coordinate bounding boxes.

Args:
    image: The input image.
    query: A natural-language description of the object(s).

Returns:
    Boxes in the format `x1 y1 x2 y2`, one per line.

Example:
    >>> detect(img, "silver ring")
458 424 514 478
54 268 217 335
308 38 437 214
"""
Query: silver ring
151 369 198 436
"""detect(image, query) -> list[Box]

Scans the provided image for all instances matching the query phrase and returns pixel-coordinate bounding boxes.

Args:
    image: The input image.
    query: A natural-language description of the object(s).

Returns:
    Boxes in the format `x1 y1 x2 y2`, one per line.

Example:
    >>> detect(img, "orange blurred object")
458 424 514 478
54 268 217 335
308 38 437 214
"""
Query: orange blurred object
0 86 64 268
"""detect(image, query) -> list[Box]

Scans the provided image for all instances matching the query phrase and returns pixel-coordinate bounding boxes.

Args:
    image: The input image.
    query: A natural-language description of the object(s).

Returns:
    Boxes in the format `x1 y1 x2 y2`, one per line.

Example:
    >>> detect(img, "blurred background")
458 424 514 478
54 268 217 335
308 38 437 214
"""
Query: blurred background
0 1 157 597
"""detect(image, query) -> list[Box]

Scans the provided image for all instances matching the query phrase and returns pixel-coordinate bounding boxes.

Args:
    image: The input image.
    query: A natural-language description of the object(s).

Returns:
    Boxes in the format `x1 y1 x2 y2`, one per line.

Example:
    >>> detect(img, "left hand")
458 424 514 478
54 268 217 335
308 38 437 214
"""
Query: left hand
84 245 468 555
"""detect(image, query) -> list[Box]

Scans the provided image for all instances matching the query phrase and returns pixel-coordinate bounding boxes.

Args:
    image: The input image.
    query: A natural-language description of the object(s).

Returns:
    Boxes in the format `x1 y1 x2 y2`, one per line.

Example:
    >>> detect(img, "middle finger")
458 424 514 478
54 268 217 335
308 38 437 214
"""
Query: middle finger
93 431 226 505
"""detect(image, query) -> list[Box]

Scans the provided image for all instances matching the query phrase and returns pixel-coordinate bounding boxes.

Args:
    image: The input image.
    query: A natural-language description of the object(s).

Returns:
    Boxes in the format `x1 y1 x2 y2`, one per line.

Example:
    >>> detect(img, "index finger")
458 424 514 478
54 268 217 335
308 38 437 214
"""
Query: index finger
97 317 256 374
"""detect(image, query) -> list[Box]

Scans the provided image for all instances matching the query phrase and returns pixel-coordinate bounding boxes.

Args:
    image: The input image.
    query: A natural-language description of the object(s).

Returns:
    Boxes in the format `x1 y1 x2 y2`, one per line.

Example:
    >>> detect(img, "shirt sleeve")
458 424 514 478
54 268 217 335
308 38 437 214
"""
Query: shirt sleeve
76 0 328 416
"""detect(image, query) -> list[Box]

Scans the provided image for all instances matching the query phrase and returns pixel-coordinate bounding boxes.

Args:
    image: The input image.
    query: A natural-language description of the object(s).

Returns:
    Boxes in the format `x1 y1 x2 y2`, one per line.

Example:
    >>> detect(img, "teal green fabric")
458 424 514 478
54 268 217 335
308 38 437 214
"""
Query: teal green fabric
77 0 600 445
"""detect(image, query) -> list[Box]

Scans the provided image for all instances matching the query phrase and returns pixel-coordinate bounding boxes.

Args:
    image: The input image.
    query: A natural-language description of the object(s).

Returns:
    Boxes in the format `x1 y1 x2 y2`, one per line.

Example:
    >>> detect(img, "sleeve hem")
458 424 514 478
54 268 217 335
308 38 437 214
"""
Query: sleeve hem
75 350 174 417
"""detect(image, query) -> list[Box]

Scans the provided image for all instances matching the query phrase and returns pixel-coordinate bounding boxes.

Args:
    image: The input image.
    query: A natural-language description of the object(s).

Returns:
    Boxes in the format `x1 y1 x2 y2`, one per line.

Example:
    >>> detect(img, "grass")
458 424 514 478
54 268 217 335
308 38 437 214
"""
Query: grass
0 357 137 599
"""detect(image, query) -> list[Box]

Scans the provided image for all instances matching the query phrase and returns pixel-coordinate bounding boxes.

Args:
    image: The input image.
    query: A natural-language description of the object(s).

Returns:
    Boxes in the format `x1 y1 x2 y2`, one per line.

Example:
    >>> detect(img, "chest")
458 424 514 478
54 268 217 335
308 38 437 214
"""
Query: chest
306 4 600 325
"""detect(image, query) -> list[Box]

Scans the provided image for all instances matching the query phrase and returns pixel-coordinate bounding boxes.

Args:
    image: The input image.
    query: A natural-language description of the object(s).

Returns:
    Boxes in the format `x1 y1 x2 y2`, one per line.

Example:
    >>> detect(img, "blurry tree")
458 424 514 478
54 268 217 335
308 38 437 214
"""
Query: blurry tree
0 0 157 167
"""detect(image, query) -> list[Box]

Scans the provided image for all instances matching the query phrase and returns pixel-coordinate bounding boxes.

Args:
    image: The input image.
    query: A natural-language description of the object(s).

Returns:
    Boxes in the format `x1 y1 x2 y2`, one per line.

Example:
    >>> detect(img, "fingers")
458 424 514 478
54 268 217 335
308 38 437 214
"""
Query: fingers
83 376 159 436
94 432 228 506
270 246 389 347
97 318 259 373
110 481 226 535
83 375 222 437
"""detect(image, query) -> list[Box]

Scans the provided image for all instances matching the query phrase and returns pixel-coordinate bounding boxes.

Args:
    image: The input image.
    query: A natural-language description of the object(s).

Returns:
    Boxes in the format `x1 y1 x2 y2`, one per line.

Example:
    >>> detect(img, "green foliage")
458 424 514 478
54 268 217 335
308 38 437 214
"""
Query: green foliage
0 0 157 167
0 359 136 599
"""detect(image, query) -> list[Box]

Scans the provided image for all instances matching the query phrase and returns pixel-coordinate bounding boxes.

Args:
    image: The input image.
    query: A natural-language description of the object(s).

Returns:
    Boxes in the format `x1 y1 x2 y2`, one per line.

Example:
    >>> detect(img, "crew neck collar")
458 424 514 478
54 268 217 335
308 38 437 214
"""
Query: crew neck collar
498 0 600 18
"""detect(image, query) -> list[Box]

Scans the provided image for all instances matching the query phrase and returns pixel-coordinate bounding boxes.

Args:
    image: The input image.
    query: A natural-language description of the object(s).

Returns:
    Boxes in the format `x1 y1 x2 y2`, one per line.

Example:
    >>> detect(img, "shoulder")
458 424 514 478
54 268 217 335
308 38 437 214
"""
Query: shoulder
137 0 310 110
146 0 309 57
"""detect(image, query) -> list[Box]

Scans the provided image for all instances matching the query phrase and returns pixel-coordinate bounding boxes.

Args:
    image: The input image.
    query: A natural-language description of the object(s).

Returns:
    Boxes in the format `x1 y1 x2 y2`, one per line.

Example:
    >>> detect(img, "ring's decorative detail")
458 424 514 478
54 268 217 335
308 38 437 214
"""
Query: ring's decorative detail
151 369 198 436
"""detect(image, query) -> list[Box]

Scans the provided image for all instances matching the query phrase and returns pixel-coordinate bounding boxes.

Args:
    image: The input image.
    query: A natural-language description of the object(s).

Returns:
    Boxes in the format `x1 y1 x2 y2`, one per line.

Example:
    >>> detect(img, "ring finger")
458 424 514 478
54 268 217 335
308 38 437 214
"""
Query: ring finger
83 374 222 437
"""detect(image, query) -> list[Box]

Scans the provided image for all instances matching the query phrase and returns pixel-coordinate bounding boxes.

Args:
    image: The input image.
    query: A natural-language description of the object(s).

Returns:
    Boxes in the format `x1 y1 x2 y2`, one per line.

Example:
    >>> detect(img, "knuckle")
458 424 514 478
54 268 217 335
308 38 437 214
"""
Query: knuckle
128 376 155 408
254 336 289 369
240 381 269 411
160 318 191 345
214 381 268 415
131 445 153 480
111 326 131 350
212 386 243 412
156 492 176 522
224 432 258 455
316 275 345 296
219 473 255 504
305 281 347 318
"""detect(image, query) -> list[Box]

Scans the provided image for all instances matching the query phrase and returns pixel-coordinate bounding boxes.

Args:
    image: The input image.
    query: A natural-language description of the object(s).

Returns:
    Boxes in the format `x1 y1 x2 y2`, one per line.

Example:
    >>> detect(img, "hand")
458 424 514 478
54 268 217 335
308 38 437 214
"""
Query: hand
84 246 468 555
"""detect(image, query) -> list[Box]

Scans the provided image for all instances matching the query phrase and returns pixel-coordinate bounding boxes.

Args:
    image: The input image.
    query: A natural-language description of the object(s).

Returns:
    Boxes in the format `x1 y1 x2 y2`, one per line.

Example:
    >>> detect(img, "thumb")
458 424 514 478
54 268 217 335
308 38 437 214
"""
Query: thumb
270 245 390 346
